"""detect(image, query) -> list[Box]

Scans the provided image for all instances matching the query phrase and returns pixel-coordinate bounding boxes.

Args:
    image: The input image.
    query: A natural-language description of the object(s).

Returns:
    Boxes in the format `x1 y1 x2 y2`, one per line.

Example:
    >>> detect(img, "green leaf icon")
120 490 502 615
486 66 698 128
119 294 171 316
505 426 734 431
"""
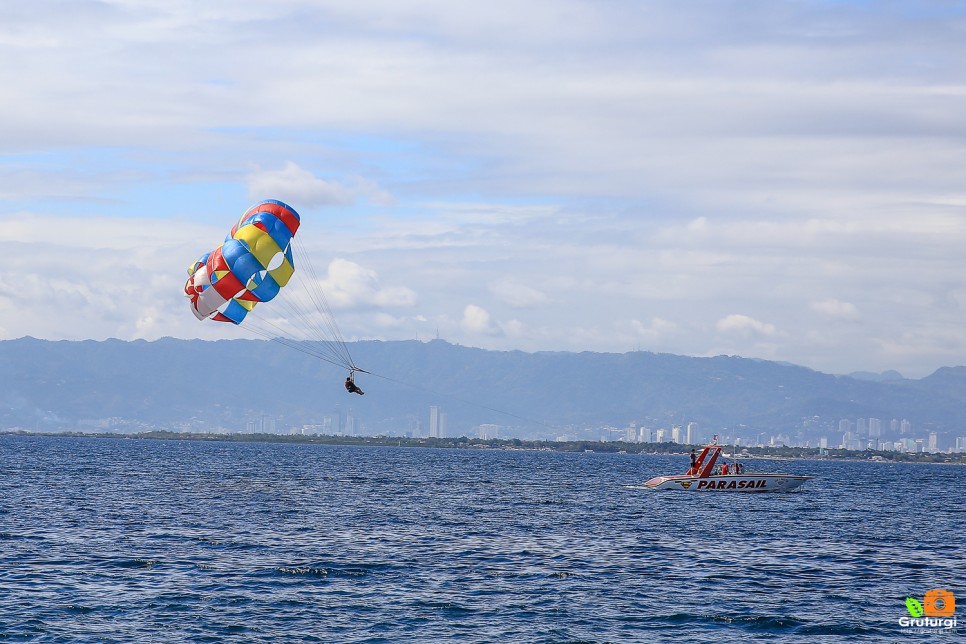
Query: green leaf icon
906 597 924 617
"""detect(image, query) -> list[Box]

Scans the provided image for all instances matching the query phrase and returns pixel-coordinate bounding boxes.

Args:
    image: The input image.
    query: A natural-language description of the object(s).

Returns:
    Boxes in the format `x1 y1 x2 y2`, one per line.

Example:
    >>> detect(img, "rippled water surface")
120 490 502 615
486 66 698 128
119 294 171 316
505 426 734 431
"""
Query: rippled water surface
0 435 962 642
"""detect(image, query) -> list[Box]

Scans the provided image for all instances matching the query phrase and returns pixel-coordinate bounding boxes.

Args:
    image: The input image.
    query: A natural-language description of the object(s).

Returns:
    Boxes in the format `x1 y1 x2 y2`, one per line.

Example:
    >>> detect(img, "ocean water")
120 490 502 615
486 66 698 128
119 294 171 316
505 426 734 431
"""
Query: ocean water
0 435 962 643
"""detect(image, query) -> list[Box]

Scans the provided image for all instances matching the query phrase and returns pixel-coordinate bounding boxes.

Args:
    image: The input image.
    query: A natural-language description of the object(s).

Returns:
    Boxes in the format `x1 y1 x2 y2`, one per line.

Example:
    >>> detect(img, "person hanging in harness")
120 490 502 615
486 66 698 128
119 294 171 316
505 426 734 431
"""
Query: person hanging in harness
344 372 364 395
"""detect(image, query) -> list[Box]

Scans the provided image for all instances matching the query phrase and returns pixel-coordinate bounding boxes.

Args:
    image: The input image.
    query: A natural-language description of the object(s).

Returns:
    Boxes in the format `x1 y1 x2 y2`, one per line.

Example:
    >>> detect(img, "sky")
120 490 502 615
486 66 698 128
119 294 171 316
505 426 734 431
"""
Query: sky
2 0 966 378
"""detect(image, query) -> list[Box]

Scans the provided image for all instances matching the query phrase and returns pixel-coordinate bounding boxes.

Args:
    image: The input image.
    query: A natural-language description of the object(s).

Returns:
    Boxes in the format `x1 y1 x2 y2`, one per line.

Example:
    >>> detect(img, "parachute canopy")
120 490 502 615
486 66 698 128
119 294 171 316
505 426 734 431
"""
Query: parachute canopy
184 199 361 374
185 200 300 324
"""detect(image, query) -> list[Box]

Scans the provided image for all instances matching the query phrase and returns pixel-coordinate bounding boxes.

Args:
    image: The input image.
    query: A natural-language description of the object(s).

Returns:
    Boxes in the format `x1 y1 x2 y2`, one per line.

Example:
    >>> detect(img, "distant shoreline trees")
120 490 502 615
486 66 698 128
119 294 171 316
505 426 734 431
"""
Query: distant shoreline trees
2 430 963 464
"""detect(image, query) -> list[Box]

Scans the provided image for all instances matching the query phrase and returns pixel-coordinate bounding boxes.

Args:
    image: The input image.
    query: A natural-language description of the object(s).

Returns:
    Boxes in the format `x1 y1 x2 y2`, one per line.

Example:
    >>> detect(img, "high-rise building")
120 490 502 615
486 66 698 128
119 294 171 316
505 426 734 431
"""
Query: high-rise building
900 419 912 435
868 418 882 437
639 427 653 443
429 406 443 438
842 432 862 450
479 424 499 439
839 419 852 434
928 432 939 452
671 426 682 444
247 416 276 433
345 411 354 436
856 418 868 436
686 422 698 445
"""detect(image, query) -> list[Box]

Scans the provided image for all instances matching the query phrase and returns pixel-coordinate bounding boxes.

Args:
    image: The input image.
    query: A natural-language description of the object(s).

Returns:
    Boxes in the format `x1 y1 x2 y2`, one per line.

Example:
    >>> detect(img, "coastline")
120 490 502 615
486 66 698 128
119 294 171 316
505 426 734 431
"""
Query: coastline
3 429 964 465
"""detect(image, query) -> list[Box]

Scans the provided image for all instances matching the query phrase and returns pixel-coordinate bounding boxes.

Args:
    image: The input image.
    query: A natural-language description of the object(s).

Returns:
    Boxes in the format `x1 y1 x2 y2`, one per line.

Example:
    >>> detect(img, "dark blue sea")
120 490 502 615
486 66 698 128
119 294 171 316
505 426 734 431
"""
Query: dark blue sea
0 435 962 642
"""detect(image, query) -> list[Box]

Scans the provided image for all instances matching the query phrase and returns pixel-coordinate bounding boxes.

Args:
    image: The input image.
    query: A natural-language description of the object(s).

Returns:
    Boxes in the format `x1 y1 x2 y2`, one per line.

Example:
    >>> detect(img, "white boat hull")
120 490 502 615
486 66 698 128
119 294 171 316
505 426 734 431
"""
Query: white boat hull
644 473 813 493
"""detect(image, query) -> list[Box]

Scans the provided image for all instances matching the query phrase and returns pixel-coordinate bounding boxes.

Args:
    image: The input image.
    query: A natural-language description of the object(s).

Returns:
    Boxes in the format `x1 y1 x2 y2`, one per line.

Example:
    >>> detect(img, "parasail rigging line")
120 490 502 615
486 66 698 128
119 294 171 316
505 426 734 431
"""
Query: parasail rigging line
237 239 362 373
290 235 358 370
239 321 352 371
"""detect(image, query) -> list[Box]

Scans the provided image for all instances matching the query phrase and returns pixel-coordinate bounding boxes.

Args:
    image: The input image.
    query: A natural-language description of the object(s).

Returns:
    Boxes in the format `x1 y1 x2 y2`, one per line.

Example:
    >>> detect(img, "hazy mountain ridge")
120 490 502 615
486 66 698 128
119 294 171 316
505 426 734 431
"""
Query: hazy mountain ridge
847 370 905 382
1 337 964 440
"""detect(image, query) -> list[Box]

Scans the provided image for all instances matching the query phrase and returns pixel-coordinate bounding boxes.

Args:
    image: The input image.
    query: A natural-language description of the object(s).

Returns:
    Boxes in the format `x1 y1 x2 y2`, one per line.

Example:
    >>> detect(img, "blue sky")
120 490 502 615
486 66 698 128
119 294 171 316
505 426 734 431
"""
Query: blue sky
3 0 966 377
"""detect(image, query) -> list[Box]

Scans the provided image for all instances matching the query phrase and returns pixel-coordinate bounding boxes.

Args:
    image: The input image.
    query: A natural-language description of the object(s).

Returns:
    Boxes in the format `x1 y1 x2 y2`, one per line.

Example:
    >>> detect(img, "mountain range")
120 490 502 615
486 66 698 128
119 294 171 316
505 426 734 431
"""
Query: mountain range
2 337 965 443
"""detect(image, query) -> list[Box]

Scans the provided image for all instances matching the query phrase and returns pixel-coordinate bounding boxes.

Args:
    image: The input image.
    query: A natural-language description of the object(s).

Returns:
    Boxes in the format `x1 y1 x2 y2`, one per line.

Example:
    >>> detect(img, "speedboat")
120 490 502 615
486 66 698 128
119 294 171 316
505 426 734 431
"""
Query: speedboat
644 443 813 492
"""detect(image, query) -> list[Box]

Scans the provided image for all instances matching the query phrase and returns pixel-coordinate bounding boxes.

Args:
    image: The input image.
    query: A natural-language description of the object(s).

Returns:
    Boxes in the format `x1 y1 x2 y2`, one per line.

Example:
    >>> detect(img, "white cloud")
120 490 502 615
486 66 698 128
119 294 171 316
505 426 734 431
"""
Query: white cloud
716 314 777 337
461 304 500 336
135 306 163 336
246 162 354 207
0 211 218 249
317 258 417 310
246 162 394 209
810 298 861 321
501 318 524 338
629 317 678 340
488 279 550 308
371 312 409 329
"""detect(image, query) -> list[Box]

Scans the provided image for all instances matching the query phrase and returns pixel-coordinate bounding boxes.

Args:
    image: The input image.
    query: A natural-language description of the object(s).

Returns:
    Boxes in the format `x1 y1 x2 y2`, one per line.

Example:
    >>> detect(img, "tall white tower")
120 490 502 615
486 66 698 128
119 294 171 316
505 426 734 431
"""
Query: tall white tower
868 418 882 437
429 406 442 438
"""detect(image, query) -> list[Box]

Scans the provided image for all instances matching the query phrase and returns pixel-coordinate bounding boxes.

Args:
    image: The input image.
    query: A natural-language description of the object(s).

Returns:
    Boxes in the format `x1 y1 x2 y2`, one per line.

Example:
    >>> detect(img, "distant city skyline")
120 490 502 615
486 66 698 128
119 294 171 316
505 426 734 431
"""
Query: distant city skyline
31 404 966 454
235 413 965 455
228 408 966 452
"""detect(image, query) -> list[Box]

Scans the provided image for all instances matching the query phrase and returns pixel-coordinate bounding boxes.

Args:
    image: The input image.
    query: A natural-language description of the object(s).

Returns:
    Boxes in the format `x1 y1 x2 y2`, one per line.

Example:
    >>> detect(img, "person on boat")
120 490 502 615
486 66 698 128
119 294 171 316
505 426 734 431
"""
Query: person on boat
344 373 364 395
689 449 698 473
721 462 729 475
733 462 742 475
